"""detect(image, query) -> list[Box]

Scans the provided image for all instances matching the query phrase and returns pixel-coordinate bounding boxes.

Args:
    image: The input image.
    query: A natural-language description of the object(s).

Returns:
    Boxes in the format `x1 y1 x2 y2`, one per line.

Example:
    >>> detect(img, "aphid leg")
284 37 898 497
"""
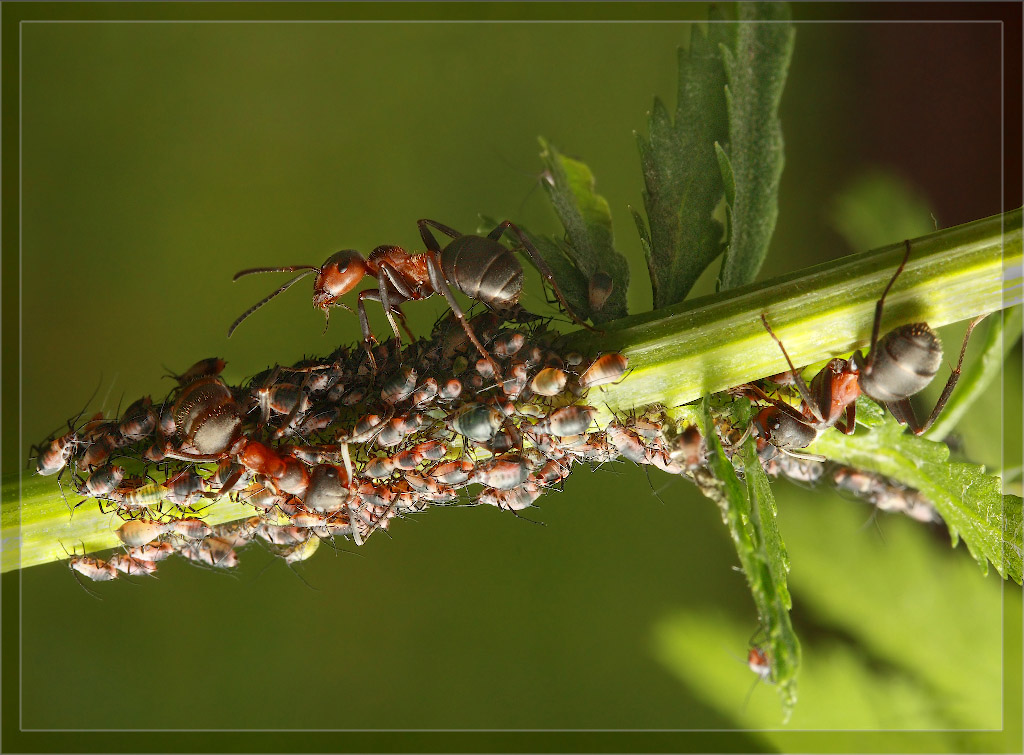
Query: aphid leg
493 221 600 333
909 314 987 435
760 314 826 424
424 252 504 379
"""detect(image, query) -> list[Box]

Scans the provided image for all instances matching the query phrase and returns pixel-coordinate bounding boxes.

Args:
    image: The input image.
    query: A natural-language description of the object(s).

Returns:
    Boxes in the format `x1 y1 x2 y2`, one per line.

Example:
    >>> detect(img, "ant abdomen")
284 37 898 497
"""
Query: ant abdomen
859 323 943 403
439 234 523 308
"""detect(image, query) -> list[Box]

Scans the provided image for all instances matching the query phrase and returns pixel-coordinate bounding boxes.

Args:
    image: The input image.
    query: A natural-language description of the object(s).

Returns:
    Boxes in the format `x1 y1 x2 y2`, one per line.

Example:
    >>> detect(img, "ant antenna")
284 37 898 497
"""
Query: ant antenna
228 268 319 338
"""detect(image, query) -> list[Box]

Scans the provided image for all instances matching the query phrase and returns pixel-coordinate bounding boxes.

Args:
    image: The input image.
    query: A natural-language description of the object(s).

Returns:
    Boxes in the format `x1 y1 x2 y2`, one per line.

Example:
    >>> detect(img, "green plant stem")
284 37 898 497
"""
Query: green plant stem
4 209 1019 573
575 208 1020 414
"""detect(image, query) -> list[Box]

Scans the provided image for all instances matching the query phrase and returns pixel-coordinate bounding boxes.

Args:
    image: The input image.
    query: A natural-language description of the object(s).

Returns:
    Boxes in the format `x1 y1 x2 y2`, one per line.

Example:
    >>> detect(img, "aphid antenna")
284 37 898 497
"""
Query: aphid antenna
641 465 669 507
857 507 888 544
59 541 104 600
284 560 320 591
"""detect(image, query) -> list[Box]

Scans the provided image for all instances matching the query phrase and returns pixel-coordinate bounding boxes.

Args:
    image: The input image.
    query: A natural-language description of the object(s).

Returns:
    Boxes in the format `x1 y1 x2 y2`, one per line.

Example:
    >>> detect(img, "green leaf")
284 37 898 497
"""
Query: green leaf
536 138 629 323
809 398 1024 584
636 13 733 309
717 2 795 291
830 169 938 252
924 306 1023 442
696 397 800 721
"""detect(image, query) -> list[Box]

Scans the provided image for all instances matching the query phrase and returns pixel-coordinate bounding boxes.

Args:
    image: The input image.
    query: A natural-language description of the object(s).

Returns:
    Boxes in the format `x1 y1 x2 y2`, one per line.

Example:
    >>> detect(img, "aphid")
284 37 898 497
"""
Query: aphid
747 645 772 682
492 330 525 358
35 433 77 476
428 460 475 486
478 482 542 512
298 407 340 436
118 395 157 443
363 455 397 479
588 270 614 313
116 519 173 548
412 440 447 460
831 467 937 523
392 446 427 471
77 434 115 472
76 464 126 501
115 480 168 511
381 366 418 404
108 553 158 576
536 406 595 437
68 554 118 582
170 517 214 540
347 412 390 444
452 403 505 443
760 240 985 444
472 454 530 491
411 378 439 407
605 422 647 465
162 468 207 507
439 378 463 401
530 459 570 487
242 483 286 512
169 377 243 460
228 219 595 375
127 541 175 562
356 481 394 508
530 366 568 397
209 459 248 495
181 536 239 569
578 353 629 390
262 383 312 419
259 523 310 546
165 357 227 385
499 362 530 399
665 424 707 470
143 443 166 463
276 537 321 565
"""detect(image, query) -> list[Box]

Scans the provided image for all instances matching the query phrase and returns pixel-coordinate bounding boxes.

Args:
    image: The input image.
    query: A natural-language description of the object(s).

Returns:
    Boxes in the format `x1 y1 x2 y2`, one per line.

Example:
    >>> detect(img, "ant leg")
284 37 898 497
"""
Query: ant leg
375 277 405 345
760 314 826 424
492 220 600 333
377 263 419 341
834 401 857 435
908 313 987 435
424 251 504 379
355 290 382 370
417 219 463 252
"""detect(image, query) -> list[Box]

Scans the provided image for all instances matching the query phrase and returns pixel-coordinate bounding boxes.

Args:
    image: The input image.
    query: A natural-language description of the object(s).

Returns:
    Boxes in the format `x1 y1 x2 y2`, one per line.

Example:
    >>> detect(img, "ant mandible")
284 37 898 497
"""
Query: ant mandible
228 219 597 375
754 239 985 452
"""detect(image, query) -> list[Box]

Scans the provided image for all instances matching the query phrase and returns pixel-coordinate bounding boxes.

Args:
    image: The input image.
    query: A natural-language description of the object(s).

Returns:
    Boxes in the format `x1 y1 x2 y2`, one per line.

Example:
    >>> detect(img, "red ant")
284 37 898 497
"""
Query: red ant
227 219 596 375
753 240 985 454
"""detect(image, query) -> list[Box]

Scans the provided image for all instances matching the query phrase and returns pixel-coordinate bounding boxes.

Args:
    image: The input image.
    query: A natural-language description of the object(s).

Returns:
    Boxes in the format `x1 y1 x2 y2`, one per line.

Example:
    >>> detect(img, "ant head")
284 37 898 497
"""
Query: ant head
313 250 369 309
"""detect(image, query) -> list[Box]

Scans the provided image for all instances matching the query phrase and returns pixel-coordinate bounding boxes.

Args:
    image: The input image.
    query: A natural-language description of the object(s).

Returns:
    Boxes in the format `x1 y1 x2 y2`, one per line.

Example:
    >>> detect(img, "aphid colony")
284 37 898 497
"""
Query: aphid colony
36 239 954 585
36 308 649 582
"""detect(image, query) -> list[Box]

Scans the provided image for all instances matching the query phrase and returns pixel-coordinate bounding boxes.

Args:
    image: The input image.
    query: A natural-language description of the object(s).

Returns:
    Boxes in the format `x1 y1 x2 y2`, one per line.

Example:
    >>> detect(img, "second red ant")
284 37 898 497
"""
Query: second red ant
751 239 985 456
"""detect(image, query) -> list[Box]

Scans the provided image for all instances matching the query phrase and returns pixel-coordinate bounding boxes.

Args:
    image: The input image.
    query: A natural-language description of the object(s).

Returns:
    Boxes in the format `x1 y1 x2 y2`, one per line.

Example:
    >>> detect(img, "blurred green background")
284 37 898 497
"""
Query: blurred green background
10 4 1020 748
